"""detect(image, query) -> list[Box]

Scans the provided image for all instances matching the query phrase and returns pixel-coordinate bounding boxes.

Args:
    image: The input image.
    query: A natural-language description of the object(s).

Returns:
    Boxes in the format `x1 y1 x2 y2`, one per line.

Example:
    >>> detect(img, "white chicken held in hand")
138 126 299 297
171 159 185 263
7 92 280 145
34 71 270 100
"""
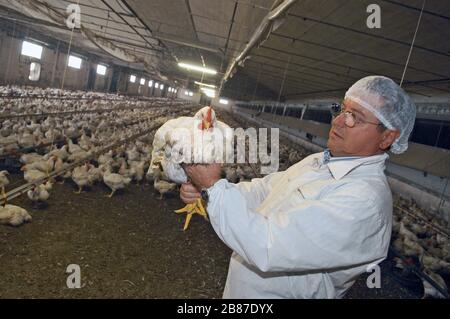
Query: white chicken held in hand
150 106 233 230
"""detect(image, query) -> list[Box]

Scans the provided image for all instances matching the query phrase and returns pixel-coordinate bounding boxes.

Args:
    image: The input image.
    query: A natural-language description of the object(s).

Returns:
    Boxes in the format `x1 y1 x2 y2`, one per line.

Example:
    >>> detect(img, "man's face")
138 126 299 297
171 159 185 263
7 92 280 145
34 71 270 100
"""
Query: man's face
327 98 385 157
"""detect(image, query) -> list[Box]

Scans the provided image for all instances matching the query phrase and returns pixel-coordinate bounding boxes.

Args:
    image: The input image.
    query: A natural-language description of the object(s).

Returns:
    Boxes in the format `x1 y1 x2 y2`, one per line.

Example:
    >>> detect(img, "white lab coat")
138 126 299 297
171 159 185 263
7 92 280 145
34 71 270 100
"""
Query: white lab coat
206 151 392 298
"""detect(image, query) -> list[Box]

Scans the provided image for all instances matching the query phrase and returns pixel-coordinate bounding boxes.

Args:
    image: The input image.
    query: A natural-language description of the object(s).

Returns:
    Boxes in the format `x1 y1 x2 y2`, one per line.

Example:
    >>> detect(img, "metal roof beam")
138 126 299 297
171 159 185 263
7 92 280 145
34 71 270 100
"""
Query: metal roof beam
287 13 450 58
100 0 158 51
271 32 448 78
380 0 450 21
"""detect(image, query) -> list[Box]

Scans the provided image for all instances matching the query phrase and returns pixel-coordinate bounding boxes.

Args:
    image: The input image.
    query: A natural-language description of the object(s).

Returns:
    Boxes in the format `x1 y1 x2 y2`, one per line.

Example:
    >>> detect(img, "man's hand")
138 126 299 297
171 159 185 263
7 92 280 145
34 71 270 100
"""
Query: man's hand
180 182 201 204
184 163 222 190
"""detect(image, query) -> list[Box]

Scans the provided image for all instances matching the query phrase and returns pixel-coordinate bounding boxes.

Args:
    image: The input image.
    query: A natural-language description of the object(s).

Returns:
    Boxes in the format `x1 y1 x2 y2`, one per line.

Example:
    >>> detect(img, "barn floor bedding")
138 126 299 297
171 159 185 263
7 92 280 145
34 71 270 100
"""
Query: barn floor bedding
0 175 420 299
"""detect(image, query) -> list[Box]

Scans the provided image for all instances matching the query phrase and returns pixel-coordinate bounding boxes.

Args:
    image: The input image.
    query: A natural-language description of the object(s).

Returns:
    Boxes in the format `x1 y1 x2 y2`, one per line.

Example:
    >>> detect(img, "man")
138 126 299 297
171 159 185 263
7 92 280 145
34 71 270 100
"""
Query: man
180 75 416 298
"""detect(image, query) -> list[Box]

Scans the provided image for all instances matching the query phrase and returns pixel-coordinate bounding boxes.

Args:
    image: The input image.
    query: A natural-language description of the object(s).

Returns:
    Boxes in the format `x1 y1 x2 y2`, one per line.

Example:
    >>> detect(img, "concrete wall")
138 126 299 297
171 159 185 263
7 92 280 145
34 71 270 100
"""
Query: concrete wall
0 33 100 90
0 31 177 97
93 64 111 92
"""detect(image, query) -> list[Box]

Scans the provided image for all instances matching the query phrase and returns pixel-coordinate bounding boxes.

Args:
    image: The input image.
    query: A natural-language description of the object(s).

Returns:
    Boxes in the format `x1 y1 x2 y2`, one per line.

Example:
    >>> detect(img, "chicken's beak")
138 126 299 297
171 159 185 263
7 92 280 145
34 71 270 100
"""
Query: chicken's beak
203 120 211 130
202 107 213 130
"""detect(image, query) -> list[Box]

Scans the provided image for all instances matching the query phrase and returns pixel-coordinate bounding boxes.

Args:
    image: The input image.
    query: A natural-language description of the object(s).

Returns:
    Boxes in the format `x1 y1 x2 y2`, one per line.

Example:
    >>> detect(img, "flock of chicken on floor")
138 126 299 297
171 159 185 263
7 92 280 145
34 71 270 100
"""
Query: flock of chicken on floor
0 86 449 298
0 87 195 225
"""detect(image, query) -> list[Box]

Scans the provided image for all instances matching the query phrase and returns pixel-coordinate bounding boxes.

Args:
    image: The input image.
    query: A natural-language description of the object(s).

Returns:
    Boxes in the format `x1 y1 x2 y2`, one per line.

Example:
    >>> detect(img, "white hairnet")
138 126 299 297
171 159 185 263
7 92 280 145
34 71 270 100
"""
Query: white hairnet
345 75 416 154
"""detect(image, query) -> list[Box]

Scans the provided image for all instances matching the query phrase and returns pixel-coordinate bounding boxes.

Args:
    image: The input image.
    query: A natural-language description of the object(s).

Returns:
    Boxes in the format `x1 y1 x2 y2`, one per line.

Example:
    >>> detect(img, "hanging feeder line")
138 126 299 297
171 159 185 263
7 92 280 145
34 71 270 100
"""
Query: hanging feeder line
60 0 81 91
400 0 427 87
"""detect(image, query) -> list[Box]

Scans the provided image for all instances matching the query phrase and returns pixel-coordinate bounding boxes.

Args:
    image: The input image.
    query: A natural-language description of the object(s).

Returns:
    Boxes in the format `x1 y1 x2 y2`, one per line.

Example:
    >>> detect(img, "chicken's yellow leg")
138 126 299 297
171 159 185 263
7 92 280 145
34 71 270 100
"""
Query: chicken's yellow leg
194 198 208 220
174 198 208 230
74 185 83 194
174 203 195 214
183 212 193 231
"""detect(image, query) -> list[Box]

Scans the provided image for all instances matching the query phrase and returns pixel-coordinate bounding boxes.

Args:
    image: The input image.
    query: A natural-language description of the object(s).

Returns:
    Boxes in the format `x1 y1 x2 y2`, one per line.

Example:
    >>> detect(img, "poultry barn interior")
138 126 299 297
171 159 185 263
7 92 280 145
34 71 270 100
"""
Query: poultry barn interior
0 0 449 300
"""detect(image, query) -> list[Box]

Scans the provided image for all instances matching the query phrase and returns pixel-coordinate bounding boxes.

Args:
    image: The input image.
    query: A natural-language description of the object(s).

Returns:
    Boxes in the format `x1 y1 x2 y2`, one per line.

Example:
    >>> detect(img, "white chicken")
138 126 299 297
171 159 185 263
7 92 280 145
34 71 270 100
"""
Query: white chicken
67 138 82 154
102 166 132 197
23 156 56 175
0 204 32 226
98 150 114 165
47 145 69 160
53 156 71 183
20 153 44 165
0 170 9 205
119 158 136 180
27 180 53 206
22 166 47 183
150 164 177 199
150 106 233 230
87 165 103 184
71 163 93 193
68 149 91 163
129 160 146 183
79 133 93 151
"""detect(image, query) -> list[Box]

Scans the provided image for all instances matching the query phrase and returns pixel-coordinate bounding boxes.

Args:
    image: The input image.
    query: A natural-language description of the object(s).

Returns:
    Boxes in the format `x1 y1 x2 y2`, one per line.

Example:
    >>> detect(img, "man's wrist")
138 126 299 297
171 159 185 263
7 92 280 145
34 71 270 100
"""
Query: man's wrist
201 178 223 203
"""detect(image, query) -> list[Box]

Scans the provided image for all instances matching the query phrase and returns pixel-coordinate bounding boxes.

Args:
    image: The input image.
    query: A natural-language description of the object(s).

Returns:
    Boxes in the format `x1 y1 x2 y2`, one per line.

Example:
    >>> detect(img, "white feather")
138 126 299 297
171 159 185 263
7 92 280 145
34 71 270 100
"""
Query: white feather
150 107 233 184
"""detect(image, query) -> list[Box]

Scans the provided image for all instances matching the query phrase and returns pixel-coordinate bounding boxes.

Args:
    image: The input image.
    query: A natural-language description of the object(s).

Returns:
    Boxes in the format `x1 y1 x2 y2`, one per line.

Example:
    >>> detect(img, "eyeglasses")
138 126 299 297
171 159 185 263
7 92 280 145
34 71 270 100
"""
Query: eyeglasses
330 103 383 128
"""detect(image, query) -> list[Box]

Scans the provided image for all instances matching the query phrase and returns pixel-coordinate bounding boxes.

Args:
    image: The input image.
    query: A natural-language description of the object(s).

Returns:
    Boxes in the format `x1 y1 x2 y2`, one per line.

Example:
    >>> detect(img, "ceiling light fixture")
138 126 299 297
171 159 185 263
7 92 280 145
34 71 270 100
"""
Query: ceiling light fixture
194 81 216 88
178 62 217 75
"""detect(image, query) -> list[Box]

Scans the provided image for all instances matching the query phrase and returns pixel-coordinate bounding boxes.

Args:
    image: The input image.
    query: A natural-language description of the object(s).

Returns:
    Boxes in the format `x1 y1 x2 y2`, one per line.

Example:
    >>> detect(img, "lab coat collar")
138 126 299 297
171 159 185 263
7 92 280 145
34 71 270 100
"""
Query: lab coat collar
324 150 389 180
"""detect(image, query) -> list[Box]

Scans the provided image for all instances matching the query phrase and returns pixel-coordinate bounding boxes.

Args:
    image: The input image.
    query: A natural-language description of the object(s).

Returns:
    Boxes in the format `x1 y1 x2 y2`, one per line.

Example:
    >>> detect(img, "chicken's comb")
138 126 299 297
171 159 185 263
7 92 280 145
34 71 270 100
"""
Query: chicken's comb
206 107 213 123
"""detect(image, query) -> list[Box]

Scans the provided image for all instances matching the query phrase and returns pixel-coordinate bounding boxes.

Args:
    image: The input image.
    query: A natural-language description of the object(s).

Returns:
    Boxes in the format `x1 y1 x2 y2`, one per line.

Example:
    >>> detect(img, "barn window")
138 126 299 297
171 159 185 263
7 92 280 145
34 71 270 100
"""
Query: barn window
97 64 107 76
68 55 82 69
21 41 43 59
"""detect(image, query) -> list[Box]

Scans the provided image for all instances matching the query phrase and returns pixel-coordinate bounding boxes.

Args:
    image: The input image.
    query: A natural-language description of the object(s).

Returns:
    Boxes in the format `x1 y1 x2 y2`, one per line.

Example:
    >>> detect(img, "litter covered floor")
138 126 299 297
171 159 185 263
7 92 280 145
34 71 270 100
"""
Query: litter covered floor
0 175 421 299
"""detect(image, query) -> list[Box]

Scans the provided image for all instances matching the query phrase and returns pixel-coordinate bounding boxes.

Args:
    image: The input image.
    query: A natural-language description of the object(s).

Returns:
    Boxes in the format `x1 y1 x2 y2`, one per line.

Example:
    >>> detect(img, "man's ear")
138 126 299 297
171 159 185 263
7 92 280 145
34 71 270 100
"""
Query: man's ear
379 129 400 150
